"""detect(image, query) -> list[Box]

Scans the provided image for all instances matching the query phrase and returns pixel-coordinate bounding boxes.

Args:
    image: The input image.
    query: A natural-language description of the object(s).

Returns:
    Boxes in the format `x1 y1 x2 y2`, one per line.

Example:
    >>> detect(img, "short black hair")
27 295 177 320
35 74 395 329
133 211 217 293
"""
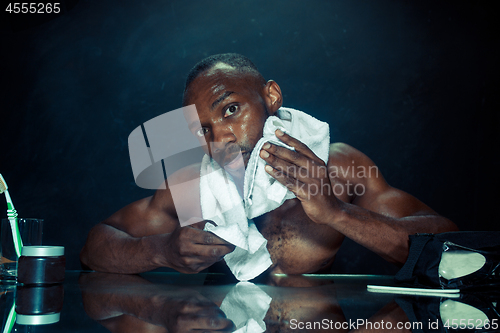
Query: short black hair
183 53 266 93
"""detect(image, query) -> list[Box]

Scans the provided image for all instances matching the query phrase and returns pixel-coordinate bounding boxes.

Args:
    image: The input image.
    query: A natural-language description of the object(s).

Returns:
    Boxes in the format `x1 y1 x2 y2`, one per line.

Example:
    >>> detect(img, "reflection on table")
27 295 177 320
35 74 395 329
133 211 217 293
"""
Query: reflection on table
1 272 498 332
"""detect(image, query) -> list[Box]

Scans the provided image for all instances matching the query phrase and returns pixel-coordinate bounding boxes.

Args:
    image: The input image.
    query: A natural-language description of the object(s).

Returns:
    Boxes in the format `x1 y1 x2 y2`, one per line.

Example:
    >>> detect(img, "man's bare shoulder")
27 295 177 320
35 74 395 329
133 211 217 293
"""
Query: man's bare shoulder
152 162 202 207
165 163 202 187
329 142 372 162
326 142 390 205
151 162 203 225
328 143 380 181
107 163 203 237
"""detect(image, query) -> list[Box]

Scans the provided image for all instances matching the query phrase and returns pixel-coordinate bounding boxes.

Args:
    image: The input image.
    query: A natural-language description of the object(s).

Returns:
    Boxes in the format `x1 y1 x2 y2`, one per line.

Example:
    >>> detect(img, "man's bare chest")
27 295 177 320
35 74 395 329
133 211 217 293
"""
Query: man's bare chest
253 198 344 274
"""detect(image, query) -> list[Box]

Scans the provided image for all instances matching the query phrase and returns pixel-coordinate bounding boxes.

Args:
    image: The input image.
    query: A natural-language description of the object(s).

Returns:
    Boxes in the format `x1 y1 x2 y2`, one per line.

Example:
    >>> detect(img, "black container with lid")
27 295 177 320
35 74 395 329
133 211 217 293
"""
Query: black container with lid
17 246 65 285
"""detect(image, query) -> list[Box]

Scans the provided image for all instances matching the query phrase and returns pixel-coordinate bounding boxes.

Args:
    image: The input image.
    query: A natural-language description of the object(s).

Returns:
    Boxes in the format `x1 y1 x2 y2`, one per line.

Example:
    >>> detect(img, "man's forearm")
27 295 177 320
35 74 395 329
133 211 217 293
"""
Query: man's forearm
80 223 170 274
80 272 232 331
329 202 458 265
81 273 180 324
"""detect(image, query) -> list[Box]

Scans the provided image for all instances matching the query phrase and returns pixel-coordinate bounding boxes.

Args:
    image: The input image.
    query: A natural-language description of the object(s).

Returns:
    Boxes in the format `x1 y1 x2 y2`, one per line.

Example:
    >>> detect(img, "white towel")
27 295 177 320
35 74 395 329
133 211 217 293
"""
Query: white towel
200 107 330 281
243 107 330 219
220 282 272 333
200 156 272 281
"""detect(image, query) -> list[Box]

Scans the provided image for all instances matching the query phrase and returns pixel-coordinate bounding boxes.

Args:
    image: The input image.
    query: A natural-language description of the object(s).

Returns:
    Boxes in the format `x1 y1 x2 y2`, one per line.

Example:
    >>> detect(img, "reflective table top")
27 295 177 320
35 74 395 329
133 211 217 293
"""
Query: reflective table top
1 271 498 332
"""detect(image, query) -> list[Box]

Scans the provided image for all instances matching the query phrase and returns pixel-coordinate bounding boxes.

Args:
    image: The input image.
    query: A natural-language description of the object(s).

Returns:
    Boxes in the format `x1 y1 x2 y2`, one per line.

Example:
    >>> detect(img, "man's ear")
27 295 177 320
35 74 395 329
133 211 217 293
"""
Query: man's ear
263 80 283 115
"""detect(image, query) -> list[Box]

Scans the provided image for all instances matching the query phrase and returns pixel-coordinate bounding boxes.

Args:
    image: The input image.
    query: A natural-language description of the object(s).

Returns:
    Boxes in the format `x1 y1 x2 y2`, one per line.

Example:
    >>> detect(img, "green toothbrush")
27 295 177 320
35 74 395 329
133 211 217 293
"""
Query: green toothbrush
0 174 23 257
2 302 16 333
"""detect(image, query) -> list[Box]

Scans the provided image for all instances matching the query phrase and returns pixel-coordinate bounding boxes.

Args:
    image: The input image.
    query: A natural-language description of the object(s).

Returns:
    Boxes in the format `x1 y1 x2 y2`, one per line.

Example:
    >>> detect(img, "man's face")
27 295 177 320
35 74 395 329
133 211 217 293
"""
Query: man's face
184 64 271 169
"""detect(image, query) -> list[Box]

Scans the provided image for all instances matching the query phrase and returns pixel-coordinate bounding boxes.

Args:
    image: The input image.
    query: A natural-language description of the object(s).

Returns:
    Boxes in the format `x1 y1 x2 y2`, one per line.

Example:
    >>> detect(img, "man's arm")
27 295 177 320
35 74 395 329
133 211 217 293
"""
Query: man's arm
260 130 458 266
80 166 235 274
80 192 177 274
325 142 458 265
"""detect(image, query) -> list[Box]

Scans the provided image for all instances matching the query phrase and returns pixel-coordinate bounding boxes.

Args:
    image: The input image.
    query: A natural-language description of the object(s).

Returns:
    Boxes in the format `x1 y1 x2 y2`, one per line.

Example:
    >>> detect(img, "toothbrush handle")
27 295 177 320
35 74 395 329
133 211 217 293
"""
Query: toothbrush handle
2 301 16 333
7 214 22 258
5 192 23 257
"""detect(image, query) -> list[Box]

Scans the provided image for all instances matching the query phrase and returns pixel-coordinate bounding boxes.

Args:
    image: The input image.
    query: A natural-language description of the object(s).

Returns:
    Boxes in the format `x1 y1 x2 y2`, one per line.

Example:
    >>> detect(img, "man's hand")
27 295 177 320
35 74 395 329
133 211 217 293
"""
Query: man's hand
162 291 235 333
164 221 235 274
260 129 343 225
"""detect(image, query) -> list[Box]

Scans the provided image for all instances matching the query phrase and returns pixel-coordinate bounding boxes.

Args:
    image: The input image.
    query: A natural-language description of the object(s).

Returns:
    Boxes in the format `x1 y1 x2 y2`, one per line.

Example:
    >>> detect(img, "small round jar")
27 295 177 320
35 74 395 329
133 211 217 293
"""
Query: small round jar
17 246 65 285
16 284 64 326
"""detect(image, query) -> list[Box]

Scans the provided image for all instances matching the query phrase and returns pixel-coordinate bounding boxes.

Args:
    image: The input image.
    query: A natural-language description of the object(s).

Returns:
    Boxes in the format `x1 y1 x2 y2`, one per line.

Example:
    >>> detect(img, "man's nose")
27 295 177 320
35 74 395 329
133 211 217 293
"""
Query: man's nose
211 125 236 153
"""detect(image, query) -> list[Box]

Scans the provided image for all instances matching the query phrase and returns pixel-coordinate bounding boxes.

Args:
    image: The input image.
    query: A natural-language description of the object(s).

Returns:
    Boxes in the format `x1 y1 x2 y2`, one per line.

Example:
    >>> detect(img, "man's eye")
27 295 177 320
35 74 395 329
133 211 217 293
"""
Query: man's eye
224 105 239 117
195 128 208 137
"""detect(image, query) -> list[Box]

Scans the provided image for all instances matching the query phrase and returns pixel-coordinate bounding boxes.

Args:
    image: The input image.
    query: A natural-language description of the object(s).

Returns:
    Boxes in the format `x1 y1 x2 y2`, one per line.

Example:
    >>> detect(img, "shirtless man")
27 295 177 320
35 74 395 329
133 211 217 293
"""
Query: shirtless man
80 53 458 276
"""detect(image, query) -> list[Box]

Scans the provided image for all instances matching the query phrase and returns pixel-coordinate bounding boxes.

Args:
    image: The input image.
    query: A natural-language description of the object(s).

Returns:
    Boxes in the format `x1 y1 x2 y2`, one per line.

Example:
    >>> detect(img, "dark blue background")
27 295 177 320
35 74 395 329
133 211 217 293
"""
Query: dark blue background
1 0 498 273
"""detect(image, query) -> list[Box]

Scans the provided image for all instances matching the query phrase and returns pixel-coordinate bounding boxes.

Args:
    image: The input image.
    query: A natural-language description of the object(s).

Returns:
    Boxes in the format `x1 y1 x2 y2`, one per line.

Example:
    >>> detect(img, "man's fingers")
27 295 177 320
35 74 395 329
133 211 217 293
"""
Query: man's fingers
261 149 327 183
264 164 309 199
181 225 232 246
192 243 235 259
261 143 308 168
177 243 234 272
269 129 324 164
173 225 235 273
261 143 328 183
190 220 217 230
179 227 235 254
202 231 233 246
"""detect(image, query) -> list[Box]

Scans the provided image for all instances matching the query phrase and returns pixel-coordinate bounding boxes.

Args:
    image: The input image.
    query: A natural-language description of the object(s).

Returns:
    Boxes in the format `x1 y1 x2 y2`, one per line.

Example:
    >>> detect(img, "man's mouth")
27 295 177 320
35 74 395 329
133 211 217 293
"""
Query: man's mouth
223 151 250 170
